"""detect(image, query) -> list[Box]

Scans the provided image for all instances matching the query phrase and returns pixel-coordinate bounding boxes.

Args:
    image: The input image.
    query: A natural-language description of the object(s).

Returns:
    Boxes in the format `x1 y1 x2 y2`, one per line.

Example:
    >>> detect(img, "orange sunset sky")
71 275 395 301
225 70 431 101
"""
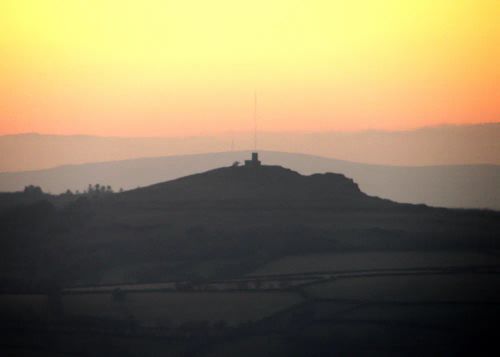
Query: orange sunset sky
0 0 498 137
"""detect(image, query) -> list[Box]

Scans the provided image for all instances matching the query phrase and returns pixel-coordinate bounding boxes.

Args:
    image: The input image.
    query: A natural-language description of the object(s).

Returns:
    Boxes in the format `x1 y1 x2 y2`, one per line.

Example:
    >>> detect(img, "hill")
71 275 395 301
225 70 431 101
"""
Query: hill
2 159 500 356
1 159 499 289
120 164 372 206
1 151 499 209
1 122 499 172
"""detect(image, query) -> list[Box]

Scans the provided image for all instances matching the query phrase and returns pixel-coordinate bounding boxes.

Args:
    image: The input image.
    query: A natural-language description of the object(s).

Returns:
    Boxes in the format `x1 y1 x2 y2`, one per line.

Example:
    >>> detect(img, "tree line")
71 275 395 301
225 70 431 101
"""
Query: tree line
23 183 124 197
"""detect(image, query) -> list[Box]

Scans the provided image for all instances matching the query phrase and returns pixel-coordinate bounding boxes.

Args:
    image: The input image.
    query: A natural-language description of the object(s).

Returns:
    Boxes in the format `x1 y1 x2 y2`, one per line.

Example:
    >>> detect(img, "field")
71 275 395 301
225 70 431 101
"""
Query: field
338 303 500 327
2 262 500 356
0 294 48 321
305 273 500 302
62 291 302 326
249 251 500 276
3 250 500 329
0 290 303 327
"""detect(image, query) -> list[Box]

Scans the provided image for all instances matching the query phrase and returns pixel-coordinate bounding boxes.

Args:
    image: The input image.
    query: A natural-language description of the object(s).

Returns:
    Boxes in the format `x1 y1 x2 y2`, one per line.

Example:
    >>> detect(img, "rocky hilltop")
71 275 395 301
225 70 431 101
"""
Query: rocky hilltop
118 164 390 209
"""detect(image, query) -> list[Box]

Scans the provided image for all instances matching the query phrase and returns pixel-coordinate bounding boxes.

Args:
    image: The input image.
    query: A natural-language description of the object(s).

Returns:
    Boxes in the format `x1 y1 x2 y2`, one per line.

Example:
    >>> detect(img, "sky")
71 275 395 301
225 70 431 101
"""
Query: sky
0 0 498 137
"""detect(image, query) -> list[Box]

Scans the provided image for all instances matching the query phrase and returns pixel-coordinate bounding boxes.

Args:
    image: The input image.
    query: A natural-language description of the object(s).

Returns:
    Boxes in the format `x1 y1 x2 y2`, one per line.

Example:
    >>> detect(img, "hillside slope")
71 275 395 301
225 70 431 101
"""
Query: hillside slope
1 151 499 209
4 162 499 287
120 165 374 206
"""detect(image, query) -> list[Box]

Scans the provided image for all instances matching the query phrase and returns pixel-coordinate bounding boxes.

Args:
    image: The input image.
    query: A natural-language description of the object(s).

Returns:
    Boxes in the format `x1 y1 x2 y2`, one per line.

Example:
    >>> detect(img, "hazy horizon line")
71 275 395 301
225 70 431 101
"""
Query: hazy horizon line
2 150 499 177
2 121 499 140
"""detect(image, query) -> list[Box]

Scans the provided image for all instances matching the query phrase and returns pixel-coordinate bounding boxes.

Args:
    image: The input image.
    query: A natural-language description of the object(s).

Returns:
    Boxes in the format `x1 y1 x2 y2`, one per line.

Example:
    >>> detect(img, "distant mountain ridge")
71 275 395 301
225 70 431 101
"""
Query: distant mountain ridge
1 122 499 172
0 151 498 210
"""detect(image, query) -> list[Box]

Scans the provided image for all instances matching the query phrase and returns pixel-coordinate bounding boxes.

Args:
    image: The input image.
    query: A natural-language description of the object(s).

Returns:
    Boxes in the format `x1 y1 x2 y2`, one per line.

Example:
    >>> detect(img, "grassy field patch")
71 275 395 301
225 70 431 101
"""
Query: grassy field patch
250 251 500 275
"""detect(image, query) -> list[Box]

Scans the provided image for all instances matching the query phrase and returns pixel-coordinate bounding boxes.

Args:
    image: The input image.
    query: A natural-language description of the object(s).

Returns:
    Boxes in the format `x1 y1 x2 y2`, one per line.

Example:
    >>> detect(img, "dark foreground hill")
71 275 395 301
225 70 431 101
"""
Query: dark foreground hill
1 163 500 356
1 162 499 289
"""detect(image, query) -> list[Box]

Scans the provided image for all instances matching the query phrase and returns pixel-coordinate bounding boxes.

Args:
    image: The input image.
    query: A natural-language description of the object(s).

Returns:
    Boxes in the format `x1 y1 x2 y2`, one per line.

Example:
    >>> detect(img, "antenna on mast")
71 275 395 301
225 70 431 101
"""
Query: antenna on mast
253 90 257 151
244 91 262 168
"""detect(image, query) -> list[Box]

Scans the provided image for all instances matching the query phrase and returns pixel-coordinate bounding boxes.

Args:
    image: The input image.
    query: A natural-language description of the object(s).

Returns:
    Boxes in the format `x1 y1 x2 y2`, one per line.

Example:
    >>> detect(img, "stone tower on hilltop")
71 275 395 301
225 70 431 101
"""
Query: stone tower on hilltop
244 152 261 167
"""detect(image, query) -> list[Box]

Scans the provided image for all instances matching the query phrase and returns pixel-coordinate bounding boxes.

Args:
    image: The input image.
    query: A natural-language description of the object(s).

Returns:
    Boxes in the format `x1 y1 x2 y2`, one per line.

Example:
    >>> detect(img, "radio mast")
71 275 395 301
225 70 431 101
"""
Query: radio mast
253 90 257 151
244 91 261 167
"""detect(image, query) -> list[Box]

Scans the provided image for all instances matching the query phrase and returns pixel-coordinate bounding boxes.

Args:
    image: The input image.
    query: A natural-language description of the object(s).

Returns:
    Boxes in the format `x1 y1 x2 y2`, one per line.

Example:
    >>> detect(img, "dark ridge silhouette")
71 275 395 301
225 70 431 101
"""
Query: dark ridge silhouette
1 157 500 356
120 164 374 206
1 150 499 210
1 163 497 312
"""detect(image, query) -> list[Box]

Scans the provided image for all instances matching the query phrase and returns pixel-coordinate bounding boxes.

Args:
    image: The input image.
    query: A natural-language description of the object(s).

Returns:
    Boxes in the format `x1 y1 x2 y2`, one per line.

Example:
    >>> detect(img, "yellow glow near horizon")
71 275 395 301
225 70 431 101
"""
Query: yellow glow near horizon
0 0 498 136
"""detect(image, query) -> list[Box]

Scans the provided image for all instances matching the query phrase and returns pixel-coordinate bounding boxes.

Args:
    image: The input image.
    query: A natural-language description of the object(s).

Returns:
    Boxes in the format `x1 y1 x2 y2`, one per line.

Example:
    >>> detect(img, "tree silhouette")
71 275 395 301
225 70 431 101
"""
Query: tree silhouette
23 185 43 196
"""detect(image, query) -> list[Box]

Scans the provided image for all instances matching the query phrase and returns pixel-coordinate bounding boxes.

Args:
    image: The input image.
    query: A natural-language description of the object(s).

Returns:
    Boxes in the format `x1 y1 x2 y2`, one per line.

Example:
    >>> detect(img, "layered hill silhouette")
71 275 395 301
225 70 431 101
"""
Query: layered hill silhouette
2 123 499 172
1 151 499 209
2 160 500 356
2 158 499 289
